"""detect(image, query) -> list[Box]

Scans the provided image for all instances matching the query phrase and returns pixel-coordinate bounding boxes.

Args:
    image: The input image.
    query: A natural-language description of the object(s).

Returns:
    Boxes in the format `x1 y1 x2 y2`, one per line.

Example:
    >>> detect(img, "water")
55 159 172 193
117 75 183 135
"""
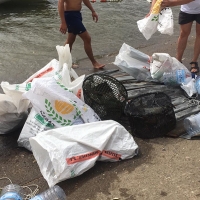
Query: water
0 0 180 84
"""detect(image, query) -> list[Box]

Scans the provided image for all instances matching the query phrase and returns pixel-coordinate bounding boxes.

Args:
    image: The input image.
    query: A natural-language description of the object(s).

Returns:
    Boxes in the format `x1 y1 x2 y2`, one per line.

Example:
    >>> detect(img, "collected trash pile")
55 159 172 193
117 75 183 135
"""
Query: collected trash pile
114 43 200 140
1 43 200 199
0 44 139 196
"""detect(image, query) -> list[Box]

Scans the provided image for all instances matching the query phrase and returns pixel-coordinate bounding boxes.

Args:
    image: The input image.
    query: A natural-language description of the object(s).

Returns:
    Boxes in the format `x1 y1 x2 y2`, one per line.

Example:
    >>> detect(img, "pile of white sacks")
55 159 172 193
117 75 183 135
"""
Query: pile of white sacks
0 44 138 187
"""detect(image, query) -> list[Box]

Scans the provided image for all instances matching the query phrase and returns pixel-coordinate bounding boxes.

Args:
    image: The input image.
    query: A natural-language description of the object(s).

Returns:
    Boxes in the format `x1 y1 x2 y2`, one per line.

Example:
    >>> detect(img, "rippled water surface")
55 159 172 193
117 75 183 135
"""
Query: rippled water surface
0 0 180 83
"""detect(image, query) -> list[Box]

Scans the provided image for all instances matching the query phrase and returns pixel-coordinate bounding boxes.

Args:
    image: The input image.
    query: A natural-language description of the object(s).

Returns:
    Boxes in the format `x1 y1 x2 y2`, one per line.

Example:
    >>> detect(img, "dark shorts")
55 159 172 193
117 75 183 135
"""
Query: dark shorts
179 11 200 25
64 11 86 35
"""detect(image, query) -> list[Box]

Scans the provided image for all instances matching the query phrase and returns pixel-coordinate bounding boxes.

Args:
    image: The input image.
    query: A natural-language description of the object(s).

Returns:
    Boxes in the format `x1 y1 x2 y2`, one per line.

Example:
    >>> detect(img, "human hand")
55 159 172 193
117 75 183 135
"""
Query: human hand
161 0 172 8
59 23 67 34
92 11 98 22
145 12 151 18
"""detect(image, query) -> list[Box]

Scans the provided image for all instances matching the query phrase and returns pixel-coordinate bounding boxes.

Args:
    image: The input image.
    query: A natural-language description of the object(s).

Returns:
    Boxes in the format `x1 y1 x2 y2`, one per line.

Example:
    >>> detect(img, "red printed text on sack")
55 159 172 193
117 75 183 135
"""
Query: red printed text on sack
28 67 54 82
66 150 122 164
101 150 121 160
66 150 101 164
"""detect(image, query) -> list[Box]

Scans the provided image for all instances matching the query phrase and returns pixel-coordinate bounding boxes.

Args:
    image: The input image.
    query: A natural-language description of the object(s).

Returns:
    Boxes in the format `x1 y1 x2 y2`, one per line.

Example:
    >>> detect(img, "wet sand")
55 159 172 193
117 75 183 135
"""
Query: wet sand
0 28 200 200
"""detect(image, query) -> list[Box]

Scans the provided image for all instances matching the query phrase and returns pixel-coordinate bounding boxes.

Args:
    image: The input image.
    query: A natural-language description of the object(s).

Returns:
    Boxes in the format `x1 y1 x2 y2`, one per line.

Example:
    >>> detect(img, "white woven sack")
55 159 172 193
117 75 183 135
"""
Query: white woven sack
29 120 139 187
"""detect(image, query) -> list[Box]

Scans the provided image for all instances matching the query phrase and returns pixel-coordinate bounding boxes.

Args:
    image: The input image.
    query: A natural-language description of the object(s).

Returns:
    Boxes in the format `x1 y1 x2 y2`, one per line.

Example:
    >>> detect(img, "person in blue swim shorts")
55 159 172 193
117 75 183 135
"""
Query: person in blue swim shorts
58 0 105 69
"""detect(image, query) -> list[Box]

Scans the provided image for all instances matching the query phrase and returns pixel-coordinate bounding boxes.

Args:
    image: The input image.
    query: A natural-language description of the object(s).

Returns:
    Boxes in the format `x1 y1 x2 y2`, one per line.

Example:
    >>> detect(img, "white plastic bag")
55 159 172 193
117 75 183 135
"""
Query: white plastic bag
1 82 31 113
0 94 18 115
171 57 189 72
24 44 75 83
0 94 28 134
150 53 190 81
54 64 85 101
150 53 173 80
29 120 139 187
181 79 197 97
157 8 174 35
24 59 60 83
56 44 73 71
1 58 60 113
50 45 84 100
0 44 84 113
18 108 85 151
18 76 100 151
18 107 54 151
137 13 159 40
23 77 100 126
137 0 173 40
114 43 153 81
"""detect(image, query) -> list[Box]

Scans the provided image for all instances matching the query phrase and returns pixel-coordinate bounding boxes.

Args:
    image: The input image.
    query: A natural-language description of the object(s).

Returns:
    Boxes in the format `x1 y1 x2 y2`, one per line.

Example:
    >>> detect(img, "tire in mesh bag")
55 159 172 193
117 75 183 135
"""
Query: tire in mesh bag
124 92 176 139
82 74 128 121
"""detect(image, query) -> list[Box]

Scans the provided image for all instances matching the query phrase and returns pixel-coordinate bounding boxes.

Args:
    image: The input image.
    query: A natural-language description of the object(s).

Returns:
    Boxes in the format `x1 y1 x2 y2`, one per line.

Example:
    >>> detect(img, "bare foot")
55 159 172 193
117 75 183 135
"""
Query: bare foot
72 64 79 69
93 61 105 69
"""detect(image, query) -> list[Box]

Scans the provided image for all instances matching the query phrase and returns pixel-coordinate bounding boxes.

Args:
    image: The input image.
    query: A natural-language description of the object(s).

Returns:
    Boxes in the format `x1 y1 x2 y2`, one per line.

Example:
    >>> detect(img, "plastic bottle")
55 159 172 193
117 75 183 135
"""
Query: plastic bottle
30 185 66 200
184 112 200 137
0 184 23 200
163 69 192 86
195 76 200 94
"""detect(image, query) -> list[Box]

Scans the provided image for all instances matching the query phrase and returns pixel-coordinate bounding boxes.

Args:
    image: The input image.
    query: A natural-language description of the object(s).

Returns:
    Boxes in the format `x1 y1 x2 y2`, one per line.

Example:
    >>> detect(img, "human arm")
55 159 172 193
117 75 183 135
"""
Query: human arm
58 0 67 34
83 0 98 22
161 0 194 7
146 0 157 17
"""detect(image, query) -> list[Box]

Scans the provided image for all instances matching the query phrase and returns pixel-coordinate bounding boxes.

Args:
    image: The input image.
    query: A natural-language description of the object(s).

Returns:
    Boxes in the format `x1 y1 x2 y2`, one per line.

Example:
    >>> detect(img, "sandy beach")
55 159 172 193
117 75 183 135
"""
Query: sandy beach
1 26 200 200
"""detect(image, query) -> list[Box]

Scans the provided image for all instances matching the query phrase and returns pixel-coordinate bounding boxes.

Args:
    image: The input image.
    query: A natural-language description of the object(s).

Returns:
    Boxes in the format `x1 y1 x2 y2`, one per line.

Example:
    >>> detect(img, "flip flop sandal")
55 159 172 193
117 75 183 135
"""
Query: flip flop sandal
190 62 199 78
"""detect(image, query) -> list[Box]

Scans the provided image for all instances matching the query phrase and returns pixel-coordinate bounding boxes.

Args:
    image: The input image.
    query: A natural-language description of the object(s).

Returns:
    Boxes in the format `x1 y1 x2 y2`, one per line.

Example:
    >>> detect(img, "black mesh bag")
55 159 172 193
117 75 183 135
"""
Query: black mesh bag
82 74 128 121
124 92 176 139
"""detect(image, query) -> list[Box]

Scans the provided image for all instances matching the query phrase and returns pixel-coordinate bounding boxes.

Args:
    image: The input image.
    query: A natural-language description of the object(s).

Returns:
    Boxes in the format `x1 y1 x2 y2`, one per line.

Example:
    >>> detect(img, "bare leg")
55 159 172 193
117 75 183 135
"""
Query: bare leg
64 33 76 52
78 31 105 69
176 22 193 62
191 22 200 63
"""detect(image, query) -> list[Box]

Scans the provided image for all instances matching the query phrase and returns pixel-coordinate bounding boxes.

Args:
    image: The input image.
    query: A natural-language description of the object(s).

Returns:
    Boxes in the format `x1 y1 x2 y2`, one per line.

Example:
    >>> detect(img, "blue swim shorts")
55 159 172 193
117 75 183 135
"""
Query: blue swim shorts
64 11 86 35
179 11 200 25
